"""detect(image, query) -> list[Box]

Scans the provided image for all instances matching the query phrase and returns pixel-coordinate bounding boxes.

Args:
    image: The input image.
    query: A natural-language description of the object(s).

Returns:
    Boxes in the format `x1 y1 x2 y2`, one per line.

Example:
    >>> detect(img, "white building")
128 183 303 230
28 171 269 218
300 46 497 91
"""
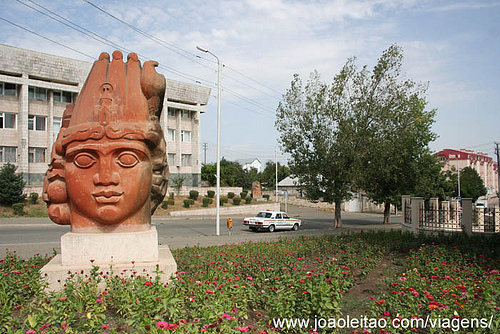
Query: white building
236 158 262 173
0 44 210 191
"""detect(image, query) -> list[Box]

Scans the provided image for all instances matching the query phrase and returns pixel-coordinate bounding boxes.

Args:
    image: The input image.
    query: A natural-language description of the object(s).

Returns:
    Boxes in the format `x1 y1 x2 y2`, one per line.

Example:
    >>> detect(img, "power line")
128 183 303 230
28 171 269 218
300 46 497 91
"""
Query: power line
0 16 94 60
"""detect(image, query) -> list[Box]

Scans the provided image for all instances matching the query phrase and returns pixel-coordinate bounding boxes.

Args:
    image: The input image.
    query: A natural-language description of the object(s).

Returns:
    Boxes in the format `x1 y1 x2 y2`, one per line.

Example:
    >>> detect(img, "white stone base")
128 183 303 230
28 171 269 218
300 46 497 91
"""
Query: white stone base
40 227 177 292
41 246 176 291
61 228 159 266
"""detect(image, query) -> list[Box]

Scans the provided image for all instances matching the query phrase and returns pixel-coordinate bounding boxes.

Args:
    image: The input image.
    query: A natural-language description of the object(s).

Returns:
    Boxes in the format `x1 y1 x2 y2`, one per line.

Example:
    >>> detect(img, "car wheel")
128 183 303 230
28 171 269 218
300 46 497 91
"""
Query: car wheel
268 224 275 233
250 227 257 231
292 223 299 231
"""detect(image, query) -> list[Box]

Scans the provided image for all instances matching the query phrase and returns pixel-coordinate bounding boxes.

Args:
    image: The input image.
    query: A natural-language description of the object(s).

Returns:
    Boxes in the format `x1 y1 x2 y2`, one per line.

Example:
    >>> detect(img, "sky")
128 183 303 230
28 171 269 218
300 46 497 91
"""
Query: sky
1 0 499 165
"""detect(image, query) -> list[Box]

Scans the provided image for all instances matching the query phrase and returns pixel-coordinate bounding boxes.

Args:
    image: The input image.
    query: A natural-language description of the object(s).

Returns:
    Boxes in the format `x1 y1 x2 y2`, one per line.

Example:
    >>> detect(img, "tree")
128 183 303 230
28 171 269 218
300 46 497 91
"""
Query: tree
0 163 26 205
458 167 487 201
276 44 437 227
201 163 216 186
259 161 290 189
355 45 437 224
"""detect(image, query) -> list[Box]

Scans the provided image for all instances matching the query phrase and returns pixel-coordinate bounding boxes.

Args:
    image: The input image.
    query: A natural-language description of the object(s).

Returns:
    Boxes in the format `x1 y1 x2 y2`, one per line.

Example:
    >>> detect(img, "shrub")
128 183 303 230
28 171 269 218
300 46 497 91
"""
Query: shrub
161 201 168 209
245 196 252 204
167 199 175 205
169 192 175 199
183 199 190 208
188 199 195 205
29 192 39 204
189 190 199 200
219 198 224 206
232 197 241 205
0 163 26 205
202 197 211 207
263 194 270 200
207 190 215 198
221 196 228 203
227 192 235 199
12 203 24 215
240 191 248 199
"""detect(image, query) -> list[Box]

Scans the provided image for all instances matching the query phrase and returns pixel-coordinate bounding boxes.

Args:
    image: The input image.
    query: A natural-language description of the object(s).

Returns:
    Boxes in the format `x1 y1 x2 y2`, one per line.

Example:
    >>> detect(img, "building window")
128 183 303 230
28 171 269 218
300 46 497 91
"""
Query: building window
168 108 176 117
167 128 175 142
28 87 47 101
181 130 191 143
0 112 16 129
168 153 176 166
0 146 17 162
0 82 17 96
181 154 192 166
28 115 46 131
181 110 191 119
53 117 62 133
28 147 46 163
53 90 74 103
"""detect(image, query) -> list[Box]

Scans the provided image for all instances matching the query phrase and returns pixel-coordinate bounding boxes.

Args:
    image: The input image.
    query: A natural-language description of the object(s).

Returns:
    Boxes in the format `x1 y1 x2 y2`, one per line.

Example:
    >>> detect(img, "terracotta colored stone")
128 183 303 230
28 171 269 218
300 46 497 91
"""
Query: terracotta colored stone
252 181 262 199
43 51 168 233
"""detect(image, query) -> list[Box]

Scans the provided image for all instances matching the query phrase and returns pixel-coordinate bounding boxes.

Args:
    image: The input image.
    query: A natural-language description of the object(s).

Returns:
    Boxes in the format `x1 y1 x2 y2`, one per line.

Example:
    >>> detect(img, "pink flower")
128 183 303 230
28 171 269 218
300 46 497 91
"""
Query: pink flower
96 298 102 303
384 311 390 316
59 297 66 302
188 297 194 302
238 327 249 332
157 321 168 329
26 330 36 334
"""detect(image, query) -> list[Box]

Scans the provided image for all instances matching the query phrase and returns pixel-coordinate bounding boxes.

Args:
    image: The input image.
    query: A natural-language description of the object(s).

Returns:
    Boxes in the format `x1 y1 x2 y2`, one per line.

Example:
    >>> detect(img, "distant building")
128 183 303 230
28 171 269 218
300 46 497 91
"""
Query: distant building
0 44 210 191
436 149 499 196
277 176 301 197
237 158 262 173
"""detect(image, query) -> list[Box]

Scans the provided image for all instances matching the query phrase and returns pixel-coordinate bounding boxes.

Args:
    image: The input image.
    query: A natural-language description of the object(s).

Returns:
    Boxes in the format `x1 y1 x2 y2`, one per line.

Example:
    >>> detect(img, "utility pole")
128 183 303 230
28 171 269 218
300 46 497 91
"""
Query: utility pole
495 142 500 197
202 142 208 165
275 146 278 202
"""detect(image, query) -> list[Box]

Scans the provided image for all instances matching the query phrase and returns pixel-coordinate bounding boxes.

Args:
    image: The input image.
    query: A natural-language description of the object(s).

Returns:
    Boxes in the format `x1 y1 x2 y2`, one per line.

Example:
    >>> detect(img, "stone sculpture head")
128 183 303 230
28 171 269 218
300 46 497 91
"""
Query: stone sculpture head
43 51 168 233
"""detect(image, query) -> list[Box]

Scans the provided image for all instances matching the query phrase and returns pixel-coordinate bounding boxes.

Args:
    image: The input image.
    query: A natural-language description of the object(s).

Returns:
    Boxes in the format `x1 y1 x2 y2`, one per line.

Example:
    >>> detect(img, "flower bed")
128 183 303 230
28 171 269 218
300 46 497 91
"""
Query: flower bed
1 232 499 333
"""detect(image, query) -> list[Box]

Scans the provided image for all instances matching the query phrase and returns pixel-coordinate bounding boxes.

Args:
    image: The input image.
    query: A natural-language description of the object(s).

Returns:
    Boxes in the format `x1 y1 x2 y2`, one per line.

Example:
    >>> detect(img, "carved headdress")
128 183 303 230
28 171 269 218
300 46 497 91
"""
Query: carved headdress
43 51 168 226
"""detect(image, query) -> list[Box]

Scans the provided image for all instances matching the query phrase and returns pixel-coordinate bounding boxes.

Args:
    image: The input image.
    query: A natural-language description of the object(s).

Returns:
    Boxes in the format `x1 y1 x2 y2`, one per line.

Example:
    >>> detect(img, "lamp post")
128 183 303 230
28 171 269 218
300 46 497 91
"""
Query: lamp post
197 45 222 236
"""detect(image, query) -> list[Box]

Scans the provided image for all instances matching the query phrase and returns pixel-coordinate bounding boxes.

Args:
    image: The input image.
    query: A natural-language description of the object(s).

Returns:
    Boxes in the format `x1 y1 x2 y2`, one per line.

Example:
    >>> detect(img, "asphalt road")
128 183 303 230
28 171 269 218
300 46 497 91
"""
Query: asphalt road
0 205 401 258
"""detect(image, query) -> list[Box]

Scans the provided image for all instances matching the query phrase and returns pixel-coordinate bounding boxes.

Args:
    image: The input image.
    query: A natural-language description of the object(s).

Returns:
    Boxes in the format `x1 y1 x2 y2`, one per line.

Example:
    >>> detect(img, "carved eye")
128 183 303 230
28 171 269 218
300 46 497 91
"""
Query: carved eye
117 152 139 168
73 153 96 169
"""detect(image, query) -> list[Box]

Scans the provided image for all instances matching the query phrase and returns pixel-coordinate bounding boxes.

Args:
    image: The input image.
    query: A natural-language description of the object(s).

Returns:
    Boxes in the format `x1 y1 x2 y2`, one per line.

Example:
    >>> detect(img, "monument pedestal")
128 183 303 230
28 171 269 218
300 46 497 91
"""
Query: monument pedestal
40 227 176 291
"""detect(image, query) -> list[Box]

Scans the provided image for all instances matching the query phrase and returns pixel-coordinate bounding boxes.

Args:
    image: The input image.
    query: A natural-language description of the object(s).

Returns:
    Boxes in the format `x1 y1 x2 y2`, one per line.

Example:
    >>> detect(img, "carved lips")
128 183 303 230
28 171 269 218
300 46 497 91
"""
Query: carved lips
92 190 124 204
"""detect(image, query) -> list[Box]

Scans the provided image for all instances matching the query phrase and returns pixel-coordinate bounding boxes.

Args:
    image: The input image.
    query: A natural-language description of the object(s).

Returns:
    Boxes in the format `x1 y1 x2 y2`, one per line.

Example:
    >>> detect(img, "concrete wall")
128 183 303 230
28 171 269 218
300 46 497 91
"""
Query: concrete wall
169 202 280 217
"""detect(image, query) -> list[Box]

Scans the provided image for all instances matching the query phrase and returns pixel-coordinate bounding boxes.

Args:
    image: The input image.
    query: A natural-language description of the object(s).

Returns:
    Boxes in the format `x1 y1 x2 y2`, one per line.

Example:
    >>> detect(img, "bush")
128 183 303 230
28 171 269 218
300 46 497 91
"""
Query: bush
219 198 224 206
240 191 248 199
232 197 241 205
161 201 168 209
221 196 228 203
29 192 39 204
0 163 26 205
188 199 195 205
227 192 235 199
12 203 24 216
202 197 211 207
207 190 215 198
245 196 252 204
263 194 270 200
183 199 190 208
169 192 175 199
189 190 199 201
167 199 175 205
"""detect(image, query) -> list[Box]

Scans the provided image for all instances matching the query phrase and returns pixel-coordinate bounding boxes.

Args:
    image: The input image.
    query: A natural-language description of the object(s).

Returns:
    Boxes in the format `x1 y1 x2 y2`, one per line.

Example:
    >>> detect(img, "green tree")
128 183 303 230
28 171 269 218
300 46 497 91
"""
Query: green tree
0 163 26 205
458 167 487 201
355 45 437 224
259 161 290 189
201 163 217 186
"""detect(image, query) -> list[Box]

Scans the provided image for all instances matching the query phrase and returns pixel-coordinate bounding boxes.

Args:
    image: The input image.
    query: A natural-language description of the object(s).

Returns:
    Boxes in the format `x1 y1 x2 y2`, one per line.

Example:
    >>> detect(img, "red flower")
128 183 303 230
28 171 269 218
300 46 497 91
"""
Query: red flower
144 281 152 287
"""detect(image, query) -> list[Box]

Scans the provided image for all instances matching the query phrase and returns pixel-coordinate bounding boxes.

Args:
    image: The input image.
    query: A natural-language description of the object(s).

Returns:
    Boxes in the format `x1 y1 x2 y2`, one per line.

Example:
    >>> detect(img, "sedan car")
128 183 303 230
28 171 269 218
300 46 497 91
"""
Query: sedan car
243 211 302 232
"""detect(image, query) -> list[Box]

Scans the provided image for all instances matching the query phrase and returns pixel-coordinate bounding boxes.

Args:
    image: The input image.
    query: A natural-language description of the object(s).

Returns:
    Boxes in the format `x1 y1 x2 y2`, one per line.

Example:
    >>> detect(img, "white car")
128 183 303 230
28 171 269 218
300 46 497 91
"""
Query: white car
243 211 302 232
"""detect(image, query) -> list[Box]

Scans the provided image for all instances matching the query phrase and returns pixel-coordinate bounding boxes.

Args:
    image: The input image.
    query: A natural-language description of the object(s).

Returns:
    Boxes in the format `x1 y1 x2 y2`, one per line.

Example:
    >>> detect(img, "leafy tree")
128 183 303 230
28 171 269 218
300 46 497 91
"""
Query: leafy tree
276 44 437 227
355 45 437 224
457 167 486 201
259 161 290 189
0 163 26 205
201 163 217 186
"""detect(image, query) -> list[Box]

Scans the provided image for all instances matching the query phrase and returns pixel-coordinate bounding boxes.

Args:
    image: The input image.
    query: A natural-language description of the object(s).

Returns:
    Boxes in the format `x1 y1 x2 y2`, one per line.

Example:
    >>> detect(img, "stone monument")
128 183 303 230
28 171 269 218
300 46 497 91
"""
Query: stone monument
40 51 176 291
252 181 262 199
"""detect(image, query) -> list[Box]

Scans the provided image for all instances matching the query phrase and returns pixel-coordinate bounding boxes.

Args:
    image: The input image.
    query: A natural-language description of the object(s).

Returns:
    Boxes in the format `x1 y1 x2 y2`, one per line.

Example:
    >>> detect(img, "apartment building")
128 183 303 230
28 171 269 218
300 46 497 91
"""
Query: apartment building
0 44 210 191
436 148 499 196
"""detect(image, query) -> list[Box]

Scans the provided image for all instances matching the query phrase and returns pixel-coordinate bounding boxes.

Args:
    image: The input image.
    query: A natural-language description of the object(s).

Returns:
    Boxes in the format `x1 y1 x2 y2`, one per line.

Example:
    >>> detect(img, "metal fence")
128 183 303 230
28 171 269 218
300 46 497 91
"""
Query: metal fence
473 208 499 233
419 207 462 232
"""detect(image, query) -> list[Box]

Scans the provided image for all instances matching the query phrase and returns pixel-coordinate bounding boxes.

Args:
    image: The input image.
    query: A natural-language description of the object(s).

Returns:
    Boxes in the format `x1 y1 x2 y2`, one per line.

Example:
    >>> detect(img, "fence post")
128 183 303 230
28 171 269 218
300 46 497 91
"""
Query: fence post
402 195 410 225
461 198 473 236
410 197 423 233
430 198 439 225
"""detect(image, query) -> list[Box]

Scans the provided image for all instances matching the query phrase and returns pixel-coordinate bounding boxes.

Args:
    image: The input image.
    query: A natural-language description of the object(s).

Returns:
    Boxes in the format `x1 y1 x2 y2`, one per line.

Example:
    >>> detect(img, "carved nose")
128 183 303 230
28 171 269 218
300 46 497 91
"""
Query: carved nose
93 161 120 186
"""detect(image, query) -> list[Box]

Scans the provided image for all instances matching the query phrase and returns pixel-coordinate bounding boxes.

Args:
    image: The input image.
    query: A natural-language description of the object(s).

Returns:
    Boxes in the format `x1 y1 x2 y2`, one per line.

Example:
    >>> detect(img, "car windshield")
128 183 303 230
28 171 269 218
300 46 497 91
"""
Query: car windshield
256 212 272 218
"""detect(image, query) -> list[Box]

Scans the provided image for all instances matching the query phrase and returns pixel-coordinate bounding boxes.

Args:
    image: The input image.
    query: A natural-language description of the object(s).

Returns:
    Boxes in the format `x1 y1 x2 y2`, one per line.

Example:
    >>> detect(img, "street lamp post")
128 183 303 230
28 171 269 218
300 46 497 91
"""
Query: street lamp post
197 46 222 236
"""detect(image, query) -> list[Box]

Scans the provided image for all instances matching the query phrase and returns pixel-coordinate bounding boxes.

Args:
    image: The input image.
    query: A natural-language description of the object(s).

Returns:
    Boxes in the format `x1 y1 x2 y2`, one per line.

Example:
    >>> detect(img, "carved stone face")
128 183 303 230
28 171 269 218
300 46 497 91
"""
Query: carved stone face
65 139 152 232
